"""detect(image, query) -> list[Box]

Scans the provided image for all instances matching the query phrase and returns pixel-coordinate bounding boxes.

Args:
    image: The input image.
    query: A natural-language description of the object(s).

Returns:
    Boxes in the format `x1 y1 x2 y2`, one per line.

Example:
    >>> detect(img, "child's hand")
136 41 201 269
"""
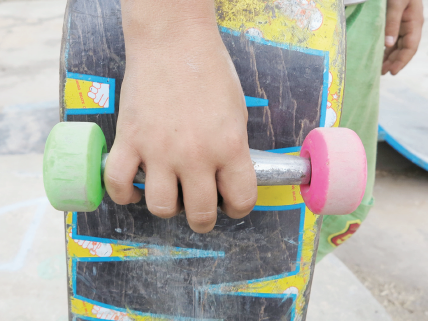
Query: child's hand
104 0 258 234
382 0 424 75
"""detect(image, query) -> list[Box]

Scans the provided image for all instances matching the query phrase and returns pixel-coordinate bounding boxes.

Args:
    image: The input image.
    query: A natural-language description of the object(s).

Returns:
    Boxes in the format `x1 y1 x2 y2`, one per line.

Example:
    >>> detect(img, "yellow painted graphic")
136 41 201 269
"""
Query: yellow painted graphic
65 78 110 109
67 227 149 258
256 185 304 206
71 297 169 321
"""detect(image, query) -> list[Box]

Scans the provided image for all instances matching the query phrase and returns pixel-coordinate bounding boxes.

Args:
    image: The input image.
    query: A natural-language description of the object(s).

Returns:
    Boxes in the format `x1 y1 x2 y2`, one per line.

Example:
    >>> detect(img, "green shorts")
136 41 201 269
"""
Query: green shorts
316 0 386 262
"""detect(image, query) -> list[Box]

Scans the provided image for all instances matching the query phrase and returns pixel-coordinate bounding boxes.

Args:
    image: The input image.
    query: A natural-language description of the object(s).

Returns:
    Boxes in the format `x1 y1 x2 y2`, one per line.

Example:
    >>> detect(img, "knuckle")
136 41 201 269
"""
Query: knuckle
115 122 140 144
226 131 247 148
177 141 198 163
105 174 132 205
226 191 258 217
234 194 258 213
147 203 178 218
182 138 204 159
222 132 248 161
187 211 217 227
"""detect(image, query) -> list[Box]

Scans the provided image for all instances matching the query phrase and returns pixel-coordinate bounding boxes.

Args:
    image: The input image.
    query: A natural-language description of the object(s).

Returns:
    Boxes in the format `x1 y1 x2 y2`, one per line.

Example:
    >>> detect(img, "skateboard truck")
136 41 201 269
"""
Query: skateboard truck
44 122 367 216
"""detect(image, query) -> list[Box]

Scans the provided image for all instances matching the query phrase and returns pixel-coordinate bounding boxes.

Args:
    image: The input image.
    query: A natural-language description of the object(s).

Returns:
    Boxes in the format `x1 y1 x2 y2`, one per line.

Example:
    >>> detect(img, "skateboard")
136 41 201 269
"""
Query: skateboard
378 87 428 171
44 0 364 319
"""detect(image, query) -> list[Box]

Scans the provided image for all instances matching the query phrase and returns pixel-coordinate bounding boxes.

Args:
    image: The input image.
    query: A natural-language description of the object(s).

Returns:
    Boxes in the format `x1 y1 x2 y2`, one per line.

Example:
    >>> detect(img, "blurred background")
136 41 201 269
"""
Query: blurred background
0 0 426 320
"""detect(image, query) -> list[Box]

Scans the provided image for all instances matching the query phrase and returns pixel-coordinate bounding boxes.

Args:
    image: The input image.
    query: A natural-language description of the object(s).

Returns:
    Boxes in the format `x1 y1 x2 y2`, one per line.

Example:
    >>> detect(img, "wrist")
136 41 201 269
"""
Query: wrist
121 0 219 49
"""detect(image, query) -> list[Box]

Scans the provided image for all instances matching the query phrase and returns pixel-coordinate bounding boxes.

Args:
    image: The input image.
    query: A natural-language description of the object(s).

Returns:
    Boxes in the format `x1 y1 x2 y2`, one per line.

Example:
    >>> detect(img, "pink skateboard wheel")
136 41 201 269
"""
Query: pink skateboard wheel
300 128 367 215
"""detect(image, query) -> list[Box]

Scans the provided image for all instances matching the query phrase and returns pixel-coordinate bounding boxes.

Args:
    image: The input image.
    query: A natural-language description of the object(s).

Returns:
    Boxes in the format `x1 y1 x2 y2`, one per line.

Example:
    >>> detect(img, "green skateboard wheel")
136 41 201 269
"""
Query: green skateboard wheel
43 122 107 212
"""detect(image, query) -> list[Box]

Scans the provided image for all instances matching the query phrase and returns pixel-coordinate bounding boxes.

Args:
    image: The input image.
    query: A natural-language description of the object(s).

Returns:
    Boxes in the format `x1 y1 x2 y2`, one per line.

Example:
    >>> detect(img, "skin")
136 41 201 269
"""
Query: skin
104 0 258 234
383 0 424 75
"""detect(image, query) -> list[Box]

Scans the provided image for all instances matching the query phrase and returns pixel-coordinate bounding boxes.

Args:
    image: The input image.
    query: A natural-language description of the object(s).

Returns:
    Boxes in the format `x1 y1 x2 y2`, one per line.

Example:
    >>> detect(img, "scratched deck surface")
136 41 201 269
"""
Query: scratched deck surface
60 0 345 320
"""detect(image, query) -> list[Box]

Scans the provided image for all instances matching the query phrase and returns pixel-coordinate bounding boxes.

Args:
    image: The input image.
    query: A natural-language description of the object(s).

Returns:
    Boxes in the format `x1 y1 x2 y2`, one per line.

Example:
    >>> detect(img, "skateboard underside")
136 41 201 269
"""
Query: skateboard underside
60 0 345 320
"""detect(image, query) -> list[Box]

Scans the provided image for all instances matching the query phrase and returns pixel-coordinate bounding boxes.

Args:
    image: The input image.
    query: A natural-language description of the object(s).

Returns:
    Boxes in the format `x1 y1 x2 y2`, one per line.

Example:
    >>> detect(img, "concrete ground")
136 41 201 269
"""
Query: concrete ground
0 3 68 321
334 143 428 321
334 2 428 319
0 0 426 320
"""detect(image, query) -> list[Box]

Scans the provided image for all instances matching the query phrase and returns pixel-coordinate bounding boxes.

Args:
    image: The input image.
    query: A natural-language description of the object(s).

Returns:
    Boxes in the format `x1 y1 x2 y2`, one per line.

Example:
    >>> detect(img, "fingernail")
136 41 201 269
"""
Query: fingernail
385 36 395 47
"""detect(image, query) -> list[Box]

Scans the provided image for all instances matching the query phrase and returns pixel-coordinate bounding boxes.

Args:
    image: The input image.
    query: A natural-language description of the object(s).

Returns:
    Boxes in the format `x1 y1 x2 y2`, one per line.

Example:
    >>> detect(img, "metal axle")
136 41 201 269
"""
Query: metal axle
101 149 311 186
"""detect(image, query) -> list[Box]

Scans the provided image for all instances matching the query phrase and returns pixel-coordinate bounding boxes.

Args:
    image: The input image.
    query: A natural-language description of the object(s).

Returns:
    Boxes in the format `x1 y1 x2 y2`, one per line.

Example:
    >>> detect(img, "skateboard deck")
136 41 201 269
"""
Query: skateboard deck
378 86 428 171
60 0 346 319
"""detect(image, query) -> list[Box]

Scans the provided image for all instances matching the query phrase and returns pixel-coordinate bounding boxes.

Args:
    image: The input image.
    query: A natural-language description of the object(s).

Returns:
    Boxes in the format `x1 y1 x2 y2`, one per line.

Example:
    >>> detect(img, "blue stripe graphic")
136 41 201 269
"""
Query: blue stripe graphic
245 96 269 107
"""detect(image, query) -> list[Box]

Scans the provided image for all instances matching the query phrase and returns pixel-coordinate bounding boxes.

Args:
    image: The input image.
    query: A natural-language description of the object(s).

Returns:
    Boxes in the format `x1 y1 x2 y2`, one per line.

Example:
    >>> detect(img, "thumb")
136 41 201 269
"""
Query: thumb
385 0 407 47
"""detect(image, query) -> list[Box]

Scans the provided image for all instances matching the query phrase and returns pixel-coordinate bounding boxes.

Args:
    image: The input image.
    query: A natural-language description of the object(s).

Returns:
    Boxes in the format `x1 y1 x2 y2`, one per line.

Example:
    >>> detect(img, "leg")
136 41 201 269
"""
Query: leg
316 0 387 262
